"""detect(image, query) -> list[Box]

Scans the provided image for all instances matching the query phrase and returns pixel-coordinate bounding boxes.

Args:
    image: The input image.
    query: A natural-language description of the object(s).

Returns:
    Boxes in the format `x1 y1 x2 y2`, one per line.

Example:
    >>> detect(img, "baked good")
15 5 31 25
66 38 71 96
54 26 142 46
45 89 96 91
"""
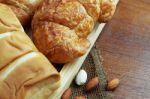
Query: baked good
32 0 116 64
0 3 60 99
0 0 42 26
99 0 116 22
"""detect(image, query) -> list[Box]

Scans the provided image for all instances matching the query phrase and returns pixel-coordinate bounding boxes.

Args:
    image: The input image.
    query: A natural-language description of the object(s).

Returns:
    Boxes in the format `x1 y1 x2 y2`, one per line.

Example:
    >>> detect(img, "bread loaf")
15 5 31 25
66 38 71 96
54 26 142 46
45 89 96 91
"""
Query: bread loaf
32 0 116 64
0 4 60 99
0 0 42 26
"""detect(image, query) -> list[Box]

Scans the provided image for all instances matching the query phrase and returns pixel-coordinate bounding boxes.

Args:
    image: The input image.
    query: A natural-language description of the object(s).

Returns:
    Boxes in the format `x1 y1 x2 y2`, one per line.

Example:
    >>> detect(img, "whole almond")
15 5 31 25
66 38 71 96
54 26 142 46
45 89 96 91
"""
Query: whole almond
74 96 86 99
107 78 120 91
85 77 99 91
61 88 72 99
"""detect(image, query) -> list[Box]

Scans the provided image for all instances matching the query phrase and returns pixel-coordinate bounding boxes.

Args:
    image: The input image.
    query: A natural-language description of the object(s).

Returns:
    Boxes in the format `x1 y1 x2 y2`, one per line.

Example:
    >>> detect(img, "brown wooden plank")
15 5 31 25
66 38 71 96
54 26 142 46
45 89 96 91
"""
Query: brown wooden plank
96 0 150 98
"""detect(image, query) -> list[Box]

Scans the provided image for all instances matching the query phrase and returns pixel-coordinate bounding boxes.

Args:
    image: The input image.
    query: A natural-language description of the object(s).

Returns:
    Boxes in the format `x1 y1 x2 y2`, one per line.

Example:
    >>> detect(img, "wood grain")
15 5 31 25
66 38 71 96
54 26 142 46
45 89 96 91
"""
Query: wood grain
96 0 150 99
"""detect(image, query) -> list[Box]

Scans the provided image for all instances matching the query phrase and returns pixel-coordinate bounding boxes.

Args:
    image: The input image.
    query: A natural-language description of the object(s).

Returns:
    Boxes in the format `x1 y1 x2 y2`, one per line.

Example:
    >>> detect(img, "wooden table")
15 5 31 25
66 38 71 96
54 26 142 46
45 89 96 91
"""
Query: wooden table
96 0 150 99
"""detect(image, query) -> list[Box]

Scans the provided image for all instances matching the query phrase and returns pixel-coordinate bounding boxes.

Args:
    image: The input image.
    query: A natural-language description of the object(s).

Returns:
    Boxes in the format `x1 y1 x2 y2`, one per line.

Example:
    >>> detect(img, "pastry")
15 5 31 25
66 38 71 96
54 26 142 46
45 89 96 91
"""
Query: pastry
0 0 42 26
32 0 116 64
0 4 60 99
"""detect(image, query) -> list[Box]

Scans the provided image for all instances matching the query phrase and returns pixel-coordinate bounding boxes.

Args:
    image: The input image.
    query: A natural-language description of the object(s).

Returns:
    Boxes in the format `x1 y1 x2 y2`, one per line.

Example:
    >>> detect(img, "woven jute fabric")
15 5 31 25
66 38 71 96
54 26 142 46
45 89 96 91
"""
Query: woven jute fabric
70 47 113 99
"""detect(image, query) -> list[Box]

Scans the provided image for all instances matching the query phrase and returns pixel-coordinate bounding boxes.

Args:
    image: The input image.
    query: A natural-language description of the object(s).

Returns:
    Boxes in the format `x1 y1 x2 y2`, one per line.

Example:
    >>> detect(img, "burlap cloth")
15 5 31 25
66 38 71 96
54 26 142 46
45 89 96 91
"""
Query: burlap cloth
70 47 113 99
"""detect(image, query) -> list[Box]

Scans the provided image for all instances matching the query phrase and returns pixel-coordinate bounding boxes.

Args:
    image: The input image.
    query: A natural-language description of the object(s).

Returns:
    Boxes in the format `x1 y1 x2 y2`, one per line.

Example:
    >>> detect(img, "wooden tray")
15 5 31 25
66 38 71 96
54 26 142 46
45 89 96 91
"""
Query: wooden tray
49 0 120 98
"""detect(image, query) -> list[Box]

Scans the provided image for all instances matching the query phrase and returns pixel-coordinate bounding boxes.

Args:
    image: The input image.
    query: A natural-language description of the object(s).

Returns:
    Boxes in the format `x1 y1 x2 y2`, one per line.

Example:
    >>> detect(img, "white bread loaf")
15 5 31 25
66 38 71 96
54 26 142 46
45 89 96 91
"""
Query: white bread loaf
0 31 37 70
0 4 23 32
0 3 60 99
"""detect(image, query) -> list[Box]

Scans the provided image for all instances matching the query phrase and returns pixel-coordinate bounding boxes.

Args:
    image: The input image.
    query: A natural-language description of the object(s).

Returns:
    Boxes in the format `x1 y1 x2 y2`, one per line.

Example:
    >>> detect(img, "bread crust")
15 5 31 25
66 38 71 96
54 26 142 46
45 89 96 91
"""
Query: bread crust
0 0 42 26
0 3 60 99
32 0 116 64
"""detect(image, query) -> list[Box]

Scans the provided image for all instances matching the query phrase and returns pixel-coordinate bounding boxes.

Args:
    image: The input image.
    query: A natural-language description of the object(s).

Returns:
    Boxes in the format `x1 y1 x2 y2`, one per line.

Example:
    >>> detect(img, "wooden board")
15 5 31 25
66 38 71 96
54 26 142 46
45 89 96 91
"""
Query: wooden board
49 0 120 98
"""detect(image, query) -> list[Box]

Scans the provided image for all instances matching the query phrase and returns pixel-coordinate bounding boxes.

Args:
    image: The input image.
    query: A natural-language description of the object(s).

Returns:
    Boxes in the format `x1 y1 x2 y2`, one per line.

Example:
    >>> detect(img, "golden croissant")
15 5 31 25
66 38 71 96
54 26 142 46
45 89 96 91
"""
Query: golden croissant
32 0 116 64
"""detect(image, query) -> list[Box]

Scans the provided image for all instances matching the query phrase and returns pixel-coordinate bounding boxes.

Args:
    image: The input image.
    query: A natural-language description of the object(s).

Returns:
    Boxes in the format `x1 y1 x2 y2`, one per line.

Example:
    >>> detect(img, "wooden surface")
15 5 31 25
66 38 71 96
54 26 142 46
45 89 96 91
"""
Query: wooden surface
96 0 150 99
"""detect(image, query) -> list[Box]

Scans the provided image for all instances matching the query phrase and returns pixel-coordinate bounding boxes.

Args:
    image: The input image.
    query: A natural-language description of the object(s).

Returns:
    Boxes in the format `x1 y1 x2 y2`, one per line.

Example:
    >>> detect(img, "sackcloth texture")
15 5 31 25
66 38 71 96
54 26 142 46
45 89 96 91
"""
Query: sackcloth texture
70 47 113 99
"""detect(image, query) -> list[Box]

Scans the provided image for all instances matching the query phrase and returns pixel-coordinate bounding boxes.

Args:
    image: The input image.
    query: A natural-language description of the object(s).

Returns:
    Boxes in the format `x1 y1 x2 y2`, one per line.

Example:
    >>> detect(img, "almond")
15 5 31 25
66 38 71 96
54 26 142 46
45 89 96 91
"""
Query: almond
61 88 72 99
107 78 120 91
74 96 86 99
85 77 99 91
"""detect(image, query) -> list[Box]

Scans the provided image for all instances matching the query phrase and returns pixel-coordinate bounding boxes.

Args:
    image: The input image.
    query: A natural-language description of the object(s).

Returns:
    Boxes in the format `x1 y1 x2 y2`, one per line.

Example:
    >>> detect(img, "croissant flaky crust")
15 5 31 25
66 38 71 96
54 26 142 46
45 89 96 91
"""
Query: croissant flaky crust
32 0 116 64
99 0 116 22
0 0 42 26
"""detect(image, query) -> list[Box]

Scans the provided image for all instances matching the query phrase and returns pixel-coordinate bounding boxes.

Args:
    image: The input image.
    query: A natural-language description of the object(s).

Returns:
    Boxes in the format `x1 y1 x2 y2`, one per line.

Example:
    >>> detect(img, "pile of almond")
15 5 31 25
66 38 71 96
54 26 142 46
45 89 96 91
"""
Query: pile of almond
61 70 120 99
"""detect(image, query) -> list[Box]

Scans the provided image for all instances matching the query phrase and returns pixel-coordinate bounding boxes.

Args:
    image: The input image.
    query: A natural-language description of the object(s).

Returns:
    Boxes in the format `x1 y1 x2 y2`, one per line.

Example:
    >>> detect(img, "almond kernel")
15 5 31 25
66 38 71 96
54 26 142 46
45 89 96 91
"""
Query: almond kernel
74 96 86 99
85 77 99 91
62 88 72 99
107 78 120 91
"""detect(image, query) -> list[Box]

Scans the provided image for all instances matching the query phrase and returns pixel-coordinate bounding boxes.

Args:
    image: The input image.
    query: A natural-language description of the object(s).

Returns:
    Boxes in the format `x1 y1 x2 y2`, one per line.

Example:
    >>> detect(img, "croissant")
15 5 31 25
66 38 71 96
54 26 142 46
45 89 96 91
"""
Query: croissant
0 0 42 26
0 4 60 99
32 0 116 64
